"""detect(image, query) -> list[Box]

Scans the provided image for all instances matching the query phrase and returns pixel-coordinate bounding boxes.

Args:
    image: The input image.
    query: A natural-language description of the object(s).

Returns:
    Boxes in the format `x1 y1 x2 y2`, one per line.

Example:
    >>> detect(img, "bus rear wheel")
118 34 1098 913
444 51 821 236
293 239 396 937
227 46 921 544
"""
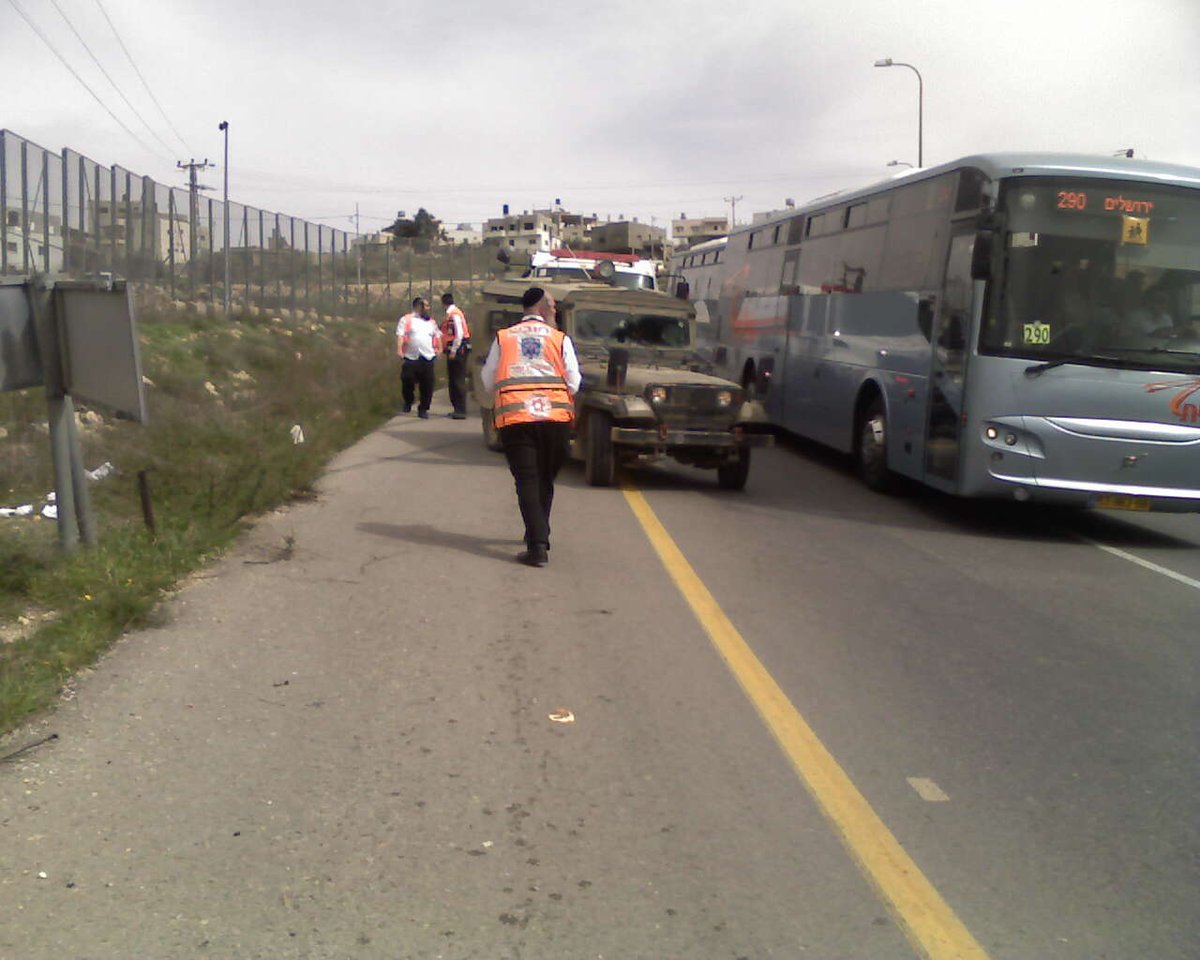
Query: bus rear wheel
857 398 891 491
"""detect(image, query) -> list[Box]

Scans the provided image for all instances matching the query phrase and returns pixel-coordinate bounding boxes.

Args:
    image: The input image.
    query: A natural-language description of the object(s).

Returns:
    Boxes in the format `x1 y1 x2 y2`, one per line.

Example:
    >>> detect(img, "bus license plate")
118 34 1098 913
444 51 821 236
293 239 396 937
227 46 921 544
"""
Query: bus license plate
1095 494 1152 511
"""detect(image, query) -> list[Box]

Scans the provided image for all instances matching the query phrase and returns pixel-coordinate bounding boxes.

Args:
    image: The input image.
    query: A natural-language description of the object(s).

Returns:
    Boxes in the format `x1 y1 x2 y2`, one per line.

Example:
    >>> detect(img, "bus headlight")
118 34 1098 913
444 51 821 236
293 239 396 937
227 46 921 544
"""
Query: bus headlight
648 386 668 404
715 390 733 408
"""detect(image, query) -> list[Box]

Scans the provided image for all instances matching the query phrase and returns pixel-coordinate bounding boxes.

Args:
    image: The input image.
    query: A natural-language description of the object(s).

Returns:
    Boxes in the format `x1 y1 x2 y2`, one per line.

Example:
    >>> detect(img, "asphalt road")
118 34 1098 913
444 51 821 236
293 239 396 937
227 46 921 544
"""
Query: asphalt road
1 404 1196 960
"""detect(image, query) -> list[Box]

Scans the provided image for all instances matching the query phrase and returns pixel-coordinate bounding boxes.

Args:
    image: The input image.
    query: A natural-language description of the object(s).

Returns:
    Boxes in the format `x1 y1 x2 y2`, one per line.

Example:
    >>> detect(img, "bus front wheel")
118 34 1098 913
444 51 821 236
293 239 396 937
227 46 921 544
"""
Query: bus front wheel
857 398 891 491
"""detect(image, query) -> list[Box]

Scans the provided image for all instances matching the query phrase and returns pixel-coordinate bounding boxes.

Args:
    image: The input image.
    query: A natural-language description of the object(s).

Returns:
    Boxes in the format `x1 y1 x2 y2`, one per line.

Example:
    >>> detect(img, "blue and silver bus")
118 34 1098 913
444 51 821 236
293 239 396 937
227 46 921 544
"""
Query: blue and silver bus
688 153 1200 511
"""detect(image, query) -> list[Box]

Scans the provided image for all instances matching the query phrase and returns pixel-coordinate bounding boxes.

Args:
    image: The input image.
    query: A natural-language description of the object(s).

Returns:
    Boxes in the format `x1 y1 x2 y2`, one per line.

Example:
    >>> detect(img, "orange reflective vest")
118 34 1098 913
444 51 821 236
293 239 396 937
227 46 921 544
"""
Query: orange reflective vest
441 305 471 354
493 319 575 429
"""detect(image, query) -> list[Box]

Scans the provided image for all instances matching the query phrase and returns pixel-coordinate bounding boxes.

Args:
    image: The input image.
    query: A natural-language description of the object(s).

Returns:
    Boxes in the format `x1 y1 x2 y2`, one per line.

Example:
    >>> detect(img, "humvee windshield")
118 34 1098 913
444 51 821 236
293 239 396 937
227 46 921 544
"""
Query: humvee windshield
574 309 691 347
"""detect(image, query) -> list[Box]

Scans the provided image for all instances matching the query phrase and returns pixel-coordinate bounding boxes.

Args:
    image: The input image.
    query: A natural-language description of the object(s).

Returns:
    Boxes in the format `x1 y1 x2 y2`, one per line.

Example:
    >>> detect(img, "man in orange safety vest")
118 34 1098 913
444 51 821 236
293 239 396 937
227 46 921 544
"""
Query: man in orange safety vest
479 286 581 567
440 291 471 420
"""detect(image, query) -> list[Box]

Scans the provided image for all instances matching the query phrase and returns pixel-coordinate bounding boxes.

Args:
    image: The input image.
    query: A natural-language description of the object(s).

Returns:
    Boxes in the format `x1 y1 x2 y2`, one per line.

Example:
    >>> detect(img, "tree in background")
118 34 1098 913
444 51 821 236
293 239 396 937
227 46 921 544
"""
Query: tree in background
385 208 443 252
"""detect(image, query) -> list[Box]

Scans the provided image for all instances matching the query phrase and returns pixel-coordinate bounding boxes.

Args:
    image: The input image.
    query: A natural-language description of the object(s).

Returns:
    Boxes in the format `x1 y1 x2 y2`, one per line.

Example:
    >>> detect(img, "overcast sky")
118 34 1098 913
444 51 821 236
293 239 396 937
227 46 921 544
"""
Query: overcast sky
4 0 1199 236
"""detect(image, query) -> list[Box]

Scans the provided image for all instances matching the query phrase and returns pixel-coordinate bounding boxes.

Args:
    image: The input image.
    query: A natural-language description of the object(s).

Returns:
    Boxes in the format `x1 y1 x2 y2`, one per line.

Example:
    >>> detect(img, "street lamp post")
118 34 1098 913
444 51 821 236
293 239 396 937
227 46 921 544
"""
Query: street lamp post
874 58 923 168
218 121 230 317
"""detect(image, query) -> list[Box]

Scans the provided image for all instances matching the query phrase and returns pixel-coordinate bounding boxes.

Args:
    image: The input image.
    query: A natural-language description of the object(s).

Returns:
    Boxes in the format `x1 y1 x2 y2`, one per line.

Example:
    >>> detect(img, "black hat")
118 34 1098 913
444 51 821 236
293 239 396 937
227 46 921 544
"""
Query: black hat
521 286 545 310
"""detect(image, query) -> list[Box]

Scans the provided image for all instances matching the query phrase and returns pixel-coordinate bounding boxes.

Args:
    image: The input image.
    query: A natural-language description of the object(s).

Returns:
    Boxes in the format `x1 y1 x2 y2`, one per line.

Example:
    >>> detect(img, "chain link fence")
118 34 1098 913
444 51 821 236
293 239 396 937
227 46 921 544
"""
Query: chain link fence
1 129 485 320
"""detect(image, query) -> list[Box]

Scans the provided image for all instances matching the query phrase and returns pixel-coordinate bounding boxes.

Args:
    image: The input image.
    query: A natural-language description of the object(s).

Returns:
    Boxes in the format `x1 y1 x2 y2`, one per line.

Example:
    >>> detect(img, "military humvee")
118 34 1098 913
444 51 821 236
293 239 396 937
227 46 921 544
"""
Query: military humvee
468 255 770 489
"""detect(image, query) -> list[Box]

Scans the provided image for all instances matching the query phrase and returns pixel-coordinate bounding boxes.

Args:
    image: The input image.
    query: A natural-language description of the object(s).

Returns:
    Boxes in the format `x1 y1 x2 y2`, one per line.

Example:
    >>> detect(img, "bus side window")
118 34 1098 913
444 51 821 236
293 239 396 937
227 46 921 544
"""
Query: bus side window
780 250 801 295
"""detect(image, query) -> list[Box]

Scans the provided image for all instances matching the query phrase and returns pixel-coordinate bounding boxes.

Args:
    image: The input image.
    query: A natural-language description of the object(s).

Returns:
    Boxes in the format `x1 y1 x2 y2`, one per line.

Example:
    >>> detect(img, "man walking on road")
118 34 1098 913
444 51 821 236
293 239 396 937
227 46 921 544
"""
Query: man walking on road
396 297 442 418
480 286 581 567
440 291 471 420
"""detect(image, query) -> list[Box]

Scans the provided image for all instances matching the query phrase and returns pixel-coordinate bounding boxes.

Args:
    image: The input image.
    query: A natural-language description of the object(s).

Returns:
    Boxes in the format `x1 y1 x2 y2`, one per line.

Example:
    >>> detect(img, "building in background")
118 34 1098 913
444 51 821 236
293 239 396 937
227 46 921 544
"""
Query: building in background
671 213 729 249
442 222 484 246
2 207 64 273
483 209 559 251
91 199 202 266
589 219 667 258
751 200 798 225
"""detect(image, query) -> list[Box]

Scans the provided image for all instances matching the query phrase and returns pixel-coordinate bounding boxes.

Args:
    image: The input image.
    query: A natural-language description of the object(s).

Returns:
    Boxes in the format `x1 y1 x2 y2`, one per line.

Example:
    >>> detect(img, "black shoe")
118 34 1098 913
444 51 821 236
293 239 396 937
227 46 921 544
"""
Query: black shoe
516 545 548 567
418 409 429 419
402 403 412 413
451 411 467 420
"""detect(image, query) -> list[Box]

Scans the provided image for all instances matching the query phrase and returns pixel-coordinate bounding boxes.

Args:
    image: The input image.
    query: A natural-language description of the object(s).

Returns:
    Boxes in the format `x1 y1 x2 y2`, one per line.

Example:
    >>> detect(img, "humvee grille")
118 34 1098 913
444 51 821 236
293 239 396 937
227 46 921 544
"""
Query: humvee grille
652 386 738 427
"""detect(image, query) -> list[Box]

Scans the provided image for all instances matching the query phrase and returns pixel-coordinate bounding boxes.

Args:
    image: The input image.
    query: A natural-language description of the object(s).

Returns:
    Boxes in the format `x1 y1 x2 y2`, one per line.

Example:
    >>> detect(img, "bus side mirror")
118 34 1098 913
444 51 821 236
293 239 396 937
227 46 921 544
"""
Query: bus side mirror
675 279 690 300
970 230 994 281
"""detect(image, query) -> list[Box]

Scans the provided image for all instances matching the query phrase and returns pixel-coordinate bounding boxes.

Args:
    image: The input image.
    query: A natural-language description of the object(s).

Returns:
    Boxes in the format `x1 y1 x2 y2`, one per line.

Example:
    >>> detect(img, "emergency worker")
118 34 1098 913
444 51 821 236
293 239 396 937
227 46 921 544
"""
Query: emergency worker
480 286 581 567
441 291 471 420
396 297 442 418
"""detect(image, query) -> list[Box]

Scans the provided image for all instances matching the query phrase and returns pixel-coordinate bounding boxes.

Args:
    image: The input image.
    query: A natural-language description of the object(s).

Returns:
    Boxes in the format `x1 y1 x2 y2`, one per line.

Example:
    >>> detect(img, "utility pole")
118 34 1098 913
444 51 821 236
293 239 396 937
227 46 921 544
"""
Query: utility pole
177 158 214 298
723 195 743 229
353 202 362 287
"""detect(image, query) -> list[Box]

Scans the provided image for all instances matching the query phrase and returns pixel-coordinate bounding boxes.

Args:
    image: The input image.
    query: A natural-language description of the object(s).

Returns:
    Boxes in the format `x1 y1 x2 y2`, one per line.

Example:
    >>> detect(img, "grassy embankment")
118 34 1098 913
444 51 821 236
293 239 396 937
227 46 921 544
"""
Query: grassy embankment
0 300 412 736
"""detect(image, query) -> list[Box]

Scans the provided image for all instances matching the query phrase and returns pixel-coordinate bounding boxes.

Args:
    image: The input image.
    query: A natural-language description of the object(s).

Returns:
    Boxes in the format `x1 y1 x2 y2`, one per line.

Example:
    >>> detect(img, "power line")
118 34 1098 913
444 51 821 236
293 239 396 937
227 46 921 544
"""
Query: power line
93 0 194 156
4 0 166 161
46 0 177 159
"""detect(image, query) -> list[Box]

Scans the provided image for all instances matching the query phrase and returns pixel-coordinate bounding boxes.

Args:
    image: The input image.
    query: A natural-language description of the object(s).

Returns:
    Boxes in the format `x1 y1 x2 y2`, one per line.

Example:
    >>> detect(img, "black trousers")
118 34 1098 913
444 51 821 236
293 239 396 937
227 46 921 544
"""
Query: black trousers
500 421 572 548
400 357 436 412
445 350 468 414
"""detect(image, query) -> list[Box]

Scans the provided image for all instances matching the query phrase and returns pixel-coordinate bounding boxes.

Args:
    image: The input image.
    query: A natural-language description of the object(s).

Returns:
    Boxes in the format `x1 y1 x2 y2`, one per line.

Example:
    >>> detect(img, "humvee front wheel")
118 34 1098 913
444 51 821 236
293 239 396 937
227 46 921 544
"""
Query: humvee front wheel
481 409 502 452
584 411 615 487
717 448 751 491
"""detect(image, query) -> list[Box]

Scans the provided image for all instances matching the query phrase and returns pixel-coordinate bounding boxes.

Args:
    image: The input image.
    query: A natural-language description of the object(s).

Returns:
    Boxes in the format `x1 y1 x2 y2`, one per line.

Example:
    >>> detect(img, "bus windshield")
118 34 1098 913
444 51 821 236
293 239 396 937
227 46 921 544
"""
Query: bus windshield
980 177 1200 371
573 309 691 347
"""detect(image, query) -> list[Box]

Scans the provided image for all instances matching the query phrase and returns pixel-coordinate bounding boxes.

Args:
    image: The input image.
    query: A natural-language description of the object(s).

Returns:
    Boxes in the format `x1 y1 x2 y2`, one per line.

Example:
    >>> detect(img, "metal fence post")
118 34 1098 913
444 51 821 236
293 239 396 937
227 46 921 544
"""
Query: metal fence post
167 188 176 300
59 148 69 274
207 196 215 300
20 139 30 273
289 216 296 317
41 149 51 273
257 209 265 310
274 213 282 313
108 165 117 271
0 134 8 275
242 205 249 312
91 161 101 271
141 175 154 283
342 231 349 316
121 170 132 280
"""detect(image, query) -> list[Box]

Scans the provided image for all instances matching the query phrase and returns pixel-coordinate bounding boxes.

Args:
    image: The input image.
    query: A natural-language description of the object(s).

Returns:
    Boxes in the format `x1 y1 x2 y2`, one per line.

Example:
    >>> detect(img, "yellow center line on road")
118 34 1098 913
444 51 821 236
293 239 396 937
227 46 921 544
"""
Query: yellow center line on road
621 483 991 960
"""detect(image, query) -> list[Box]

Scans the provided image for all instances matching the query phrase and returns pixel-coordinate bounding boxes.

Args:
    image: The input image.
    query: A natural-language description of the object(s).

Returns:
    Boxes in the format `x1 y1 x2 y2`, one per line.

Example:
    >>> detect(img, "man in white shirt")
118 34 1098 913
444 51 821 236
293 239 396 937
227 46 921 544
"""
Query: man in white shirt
396 297 442 418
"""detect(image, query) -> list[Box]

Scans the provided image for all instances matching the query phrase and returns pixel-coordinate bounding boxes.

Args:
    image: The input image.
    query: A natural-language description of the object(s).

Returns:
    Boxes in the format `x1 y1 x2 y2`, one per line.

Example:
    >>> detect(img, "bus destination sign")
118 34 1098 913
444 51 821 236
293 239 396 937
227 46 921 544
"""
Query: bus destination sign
1055 190 1155 215
1054 190 1153 244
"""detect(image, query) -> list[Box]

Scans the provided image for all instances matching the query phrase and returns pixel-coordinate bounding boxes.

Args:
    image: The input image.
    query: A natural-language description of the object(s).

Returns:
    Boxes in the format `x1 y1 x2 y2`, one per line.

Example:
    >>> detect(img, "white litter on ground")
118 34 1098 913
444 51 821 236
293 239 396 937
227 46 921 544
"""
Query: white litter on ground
0 463 116 520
